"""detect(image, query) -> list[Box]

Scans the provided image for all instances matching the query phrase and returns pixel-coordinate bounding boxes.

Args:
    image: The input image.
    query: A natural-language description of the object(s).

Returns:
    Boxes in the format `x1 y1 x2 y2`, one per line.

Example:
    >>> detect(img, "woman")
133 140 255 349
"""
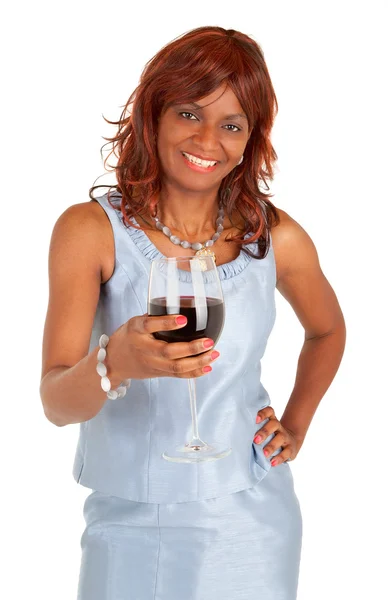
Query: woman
40 26 346 600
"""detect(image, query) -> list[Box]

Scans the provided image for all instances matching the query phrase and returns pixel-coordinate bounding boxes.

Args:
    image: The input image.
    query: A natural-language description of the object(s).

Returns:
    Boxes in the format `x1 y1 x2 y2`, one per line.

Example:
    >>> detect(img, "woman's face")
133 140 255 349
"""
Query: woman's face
156 85 250 194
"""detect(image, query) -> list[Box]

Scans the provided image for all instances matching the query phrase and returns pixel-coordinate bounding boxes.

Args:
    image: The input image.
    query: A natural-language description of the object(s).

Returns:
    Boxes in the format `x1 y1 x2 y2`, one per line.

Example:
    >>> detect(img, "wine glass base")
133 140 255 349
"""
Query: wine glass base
162 442 232 463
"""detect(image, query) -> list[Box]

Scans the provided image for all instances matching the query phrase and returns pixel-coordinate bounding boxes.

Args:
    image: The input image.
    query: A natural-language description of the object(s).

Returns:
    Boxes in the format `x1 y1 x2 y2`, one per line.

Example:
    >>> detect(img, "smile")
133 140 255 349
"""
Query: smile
181 152 218 169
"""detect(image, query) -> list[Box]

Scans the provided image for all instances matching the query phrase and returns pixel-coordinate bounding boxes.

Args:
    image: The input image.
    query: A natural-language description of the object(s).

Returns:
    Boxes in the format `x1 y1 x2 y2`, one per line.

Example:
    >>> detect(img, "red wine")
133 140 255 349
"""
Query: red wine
148 296 224 344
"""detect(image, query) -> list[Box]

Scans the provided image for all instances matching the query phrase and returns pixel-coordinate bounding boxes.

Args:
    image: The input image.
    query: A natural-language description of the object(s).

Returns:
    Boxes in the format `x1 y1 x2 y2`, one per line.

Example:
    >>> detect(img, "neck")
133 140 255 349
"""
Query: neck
155 184 222 239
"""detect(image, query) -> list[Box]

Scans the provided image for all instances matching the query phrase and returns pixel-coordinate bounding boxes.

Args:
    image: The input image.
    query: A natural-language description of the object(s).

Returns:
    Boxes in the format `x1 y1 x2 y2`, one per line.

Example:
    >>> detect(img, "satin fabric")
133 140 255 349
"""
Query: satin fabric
77 462 302 600
72 191 281 503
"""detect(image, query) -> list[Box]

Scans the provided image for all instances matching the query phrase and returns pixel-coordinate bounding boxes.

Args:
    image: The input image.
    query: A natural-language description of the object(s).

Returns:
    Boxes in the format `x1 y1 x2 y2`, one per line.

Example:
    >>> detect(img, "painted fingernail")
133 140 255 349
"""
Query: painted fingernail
211 351 220 360
253 434 262 444
271 459 278 467
203 339 214 349
256 415 262 423
176 316 187 325
264 449 269 456
203 365 212 373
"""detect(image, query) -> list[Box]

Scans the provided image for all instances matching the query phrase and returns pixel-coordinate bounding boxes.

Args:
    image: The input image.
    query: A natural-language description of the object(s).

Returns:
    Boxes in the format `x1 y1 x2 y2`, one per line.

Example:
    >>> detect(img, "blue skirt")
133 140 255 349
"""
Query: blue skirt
77 462 302 600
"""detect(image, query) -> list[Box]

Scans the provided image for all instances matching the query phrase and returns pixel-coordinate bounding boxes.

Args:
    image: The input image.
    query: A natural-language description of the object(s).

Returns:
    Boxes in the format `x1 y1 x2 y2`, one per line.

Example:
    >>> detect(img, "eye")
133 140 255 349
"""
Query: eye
179 112 198 120
224 124 241 132
178 112 241 132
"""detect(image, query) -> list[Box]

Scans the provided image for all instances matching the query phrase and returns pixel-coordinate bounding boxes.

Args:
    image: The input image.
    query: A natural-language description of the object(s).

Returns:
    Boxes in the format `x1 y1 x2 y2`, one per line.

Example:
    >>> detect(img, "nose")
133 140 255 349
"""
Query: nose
192 123 220 153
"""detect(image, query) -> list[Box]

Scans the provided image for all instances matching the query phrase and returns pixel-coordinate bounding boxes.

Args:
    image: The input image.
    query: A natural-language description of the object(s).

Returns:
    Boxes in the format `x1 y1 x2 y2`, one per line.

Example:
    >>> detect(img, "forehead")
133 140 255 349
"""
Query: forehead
171 85 245 114
193 85 243 110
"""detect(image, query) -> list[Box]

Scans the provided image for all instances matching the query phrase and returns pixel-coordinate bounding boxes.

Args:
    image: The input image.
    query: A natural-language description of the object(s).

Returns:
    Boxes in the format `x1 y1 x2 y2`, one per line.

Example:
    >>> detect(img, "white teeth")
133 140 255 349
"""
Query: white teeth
182 152 217 168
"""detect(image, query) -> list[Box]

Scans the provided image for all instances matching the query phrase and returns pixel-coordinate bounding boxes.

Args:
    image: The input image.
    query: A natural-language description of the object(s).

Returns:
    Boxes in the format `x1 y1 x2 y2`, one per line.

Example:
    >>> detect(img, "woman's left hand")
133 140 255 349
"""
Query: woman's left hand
253 406 304 467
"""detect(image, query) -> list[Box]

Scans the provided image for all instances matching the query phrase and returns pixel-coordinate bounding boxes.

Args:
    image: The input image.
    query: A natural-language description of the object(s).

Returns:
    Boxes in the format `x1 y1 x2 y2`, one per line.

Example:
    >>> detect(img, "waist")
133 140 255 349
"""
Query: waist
72 377 280 503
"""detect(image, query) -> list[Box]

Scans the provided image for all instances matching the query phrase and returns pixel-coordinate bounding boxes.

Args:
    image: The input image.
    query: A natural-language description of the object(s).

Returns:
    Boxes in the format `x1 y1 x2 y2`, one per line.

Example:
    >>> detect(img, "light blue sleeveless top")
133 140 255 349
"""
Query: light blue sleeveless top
73 191 280 503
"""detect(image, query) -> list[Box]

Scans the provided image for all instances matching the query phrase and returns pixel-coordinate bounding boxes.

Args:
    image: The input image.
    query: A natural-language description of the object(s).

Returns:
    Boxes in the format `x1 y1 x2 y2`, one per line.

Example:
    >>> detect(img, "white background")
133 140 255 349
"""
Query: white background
2 1 387 598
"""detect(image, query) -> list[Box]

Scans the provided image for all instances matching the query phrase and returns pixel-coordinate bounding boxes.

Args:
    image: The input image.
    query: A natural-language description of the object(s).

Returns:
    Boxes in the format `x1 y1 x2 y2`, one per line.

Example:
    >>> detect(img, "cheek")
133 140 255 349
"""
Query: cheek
156 139 183 176
157 128 183 159
224 147 245 166
158 115 189 145
222 134 248 157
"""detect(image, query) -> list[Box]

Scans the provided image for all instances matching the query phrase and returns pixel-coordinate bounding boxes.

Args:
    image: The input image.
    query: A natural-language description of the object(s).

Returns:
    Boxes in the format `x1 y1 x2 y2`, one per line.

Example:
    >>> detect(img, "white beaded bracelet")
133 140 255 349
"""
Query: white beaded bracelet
96 334 131 400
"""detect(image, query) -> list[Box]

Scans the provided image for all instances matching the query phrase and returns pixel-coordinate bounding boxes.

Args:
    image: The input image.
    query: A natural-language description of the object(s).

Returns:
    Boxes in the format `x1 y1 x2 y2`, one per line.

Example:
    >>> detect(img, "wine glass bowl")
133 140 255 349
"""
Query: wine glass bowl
149 295 224 345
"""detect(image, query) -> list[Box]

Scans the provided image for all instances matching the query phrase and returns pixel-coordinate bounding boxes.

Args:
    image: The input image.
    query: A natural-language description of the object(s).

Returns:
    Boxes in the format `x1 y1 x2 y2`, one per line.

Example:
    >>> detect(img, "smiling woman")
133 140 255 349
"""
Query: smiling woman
40 24 345 600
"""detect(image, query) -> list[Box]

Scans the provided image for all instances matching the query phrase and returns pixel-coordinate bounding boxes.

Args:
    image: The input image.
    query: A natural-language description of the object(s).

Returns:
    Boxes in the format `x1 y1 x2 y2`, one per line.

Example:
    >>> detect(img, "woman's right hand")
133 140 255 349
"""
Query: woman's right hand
108 314 220 381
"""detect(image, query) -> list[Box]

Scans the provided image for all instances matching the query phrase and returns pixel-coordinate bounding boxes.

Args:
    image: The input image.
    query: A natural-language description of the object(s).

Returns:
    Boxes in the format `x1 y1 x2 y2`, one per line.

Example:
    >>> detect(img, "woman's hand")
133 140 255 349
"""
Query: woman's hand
107 313 220 381
253 406 304 466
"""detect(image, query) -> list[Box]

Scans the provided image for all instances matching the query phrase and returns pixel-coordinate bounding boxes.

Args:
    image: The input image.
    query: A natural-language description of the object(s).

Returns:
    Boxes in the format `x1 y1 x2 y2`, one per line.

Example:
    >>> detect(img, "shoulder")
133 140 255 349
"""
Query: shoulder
51 200 114 284
269 207 345 337
53 199 106 230
270 207 319 283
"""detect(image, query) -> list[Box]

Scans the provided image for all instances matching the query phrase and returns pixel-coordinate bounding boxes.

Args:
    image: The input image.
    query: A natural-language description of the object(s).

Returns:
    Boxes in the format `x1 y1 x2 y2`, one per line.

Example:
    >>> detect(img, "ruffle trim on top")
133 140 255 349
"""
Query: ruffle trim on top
121 214 257 281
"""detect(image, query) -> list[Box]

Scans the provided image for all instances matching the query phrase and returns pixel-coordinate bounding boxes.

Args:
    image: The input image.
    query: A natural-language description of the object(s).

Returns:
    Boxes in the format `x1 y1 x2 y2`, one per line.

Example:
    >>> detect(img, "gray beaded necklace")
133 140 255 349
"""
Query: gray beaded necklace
152 204 225 261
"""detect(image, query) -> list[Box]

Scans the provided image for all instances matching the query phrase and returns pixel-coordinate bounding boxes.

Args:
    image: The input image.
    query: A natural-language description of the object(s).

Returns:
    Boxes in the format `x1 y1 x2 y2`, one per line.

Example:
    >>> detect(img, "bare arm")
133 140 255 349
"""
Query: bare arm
39 202 124 426
272 210 346 444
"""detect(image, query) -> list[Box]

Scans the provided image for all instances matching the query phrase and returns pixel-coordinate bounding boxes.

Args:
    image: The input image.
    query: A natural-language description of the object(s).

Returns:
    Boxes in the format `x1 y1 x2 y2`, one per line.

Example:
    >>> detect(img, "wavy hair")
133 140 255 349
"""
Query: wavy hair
89 26 280 258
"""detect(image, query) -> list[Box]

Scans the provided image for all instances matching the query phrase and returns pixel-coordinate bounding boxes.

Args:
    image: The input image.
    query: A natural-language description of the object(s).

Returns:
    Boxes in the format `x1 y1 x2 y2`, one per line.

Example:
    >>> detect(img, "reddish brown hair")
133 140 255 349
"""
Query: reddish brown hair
90 26 280 258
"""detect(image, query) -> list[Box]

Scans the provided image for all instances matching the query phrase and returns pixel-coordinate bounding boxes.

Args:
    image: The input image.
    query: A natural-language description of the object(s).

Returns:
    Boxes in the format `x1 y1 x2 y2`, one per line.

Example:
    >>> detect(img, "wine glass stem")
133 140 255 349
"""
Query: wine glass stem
187 377 201 443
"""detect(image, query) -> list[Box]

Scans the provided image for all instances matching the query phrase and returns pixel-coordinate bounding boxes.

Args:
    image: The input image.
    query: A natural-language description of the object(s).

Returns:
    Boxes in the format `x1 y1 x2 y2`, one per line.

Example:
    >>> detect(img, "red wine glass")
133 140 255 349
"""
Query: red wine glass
148 255 231 463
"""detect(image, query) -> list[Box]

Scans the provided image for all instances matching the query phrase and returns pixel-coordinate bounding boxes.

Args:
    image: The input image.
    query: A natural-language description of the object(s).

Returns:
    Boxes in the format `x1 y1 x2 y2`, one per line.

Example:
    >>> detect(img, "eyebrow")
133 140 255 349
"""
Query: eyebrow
184 102 248 121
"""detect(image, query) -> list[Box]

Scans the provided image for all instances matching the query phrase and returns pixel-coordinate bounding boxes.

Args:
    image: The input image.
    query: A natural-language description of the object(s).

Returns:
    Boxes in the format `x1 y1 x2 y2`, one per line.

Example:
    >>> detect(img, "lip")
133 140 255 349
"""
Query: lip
181 153 218 173
181 151 219 162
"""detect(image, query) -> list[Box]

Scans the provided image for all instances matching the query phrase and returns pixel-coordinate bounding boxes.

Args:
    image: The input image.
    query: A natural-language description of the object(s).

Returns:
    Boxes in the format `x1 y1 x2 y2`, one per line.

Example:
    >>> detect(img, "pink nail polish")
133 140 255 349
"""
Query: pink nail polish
203 365 212 373
271 459 277 467
255 415 262 423
264 449 269 456
254 435 262 444
203 339 214 349
211 351 220 360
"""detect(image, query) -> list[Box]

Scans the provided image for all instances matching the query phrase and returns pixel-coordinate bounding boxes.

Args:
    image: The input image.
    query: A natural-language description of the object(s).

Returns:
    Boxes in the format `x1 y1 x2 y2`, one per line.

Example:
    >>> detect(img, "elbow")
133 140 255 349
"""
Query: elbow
40 371 69 427
40 387 67 428
335 312 347 345
42 403 67 427
306 311 347 342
